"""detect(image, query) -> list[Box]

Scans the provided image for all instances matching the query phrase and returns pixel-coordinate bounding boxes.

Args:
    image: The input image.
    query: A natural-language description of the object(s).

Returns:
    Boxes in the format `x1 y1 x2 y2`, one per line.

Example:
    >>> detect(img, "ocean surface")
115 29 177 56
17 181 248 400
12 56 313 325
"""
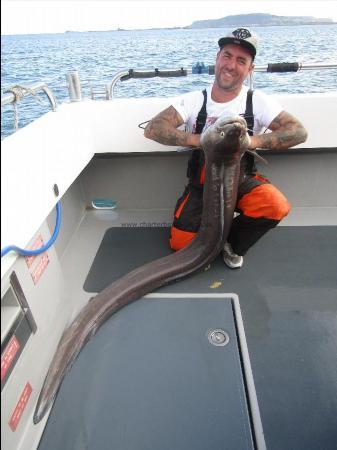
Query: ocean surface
1 25 337 139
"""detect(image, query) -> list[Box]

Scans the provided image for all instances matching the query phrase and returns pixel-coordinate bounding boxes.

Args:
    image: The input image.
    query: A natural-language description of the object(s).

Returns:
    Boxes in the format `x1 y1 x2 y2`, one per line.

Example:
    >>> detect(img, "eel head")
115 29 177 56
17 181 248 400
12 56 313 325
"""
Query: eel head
200 115 250 161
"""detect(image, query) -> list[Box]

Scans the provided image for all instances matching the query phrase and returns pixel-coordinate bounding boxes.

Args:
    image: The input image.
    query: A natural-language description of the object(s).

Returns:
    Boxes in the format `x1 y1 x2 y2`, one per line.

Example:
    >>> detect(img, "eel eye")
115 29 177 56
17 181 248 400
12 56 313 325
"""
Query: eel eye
220 131 225 137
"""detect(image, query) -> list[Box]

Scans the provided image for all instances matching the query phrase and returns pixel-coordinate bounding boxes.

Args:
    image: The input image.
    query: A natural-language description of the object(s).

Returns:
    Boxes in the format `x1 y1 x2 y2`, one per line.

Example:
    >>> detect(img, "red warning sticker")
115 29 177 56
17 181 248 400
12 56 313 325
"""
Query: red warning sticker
25 234 44 268
9 382 33 432
31 253 49 285
1 336 21 382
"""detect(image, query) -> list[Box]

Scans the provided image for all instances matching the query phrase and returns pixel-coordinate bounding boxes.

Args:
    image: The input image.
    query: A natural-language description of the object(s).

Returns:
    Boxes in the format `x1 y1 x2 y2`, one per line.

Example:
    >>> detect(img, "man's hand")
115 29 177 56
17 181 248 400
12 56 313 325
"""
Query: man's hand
248 111 308 150
144 106 201 147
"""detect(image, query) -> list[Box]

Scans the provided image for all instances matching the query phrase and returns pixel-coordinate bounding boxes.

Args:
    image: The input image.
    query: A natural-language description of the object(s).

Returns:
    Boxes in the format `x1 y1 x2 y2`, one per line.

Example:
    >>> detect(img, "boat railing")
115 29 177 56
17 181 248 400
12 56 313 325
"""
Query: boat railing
1 62 336 133
1 82 57 131
1 82 57 110
108 61 337 98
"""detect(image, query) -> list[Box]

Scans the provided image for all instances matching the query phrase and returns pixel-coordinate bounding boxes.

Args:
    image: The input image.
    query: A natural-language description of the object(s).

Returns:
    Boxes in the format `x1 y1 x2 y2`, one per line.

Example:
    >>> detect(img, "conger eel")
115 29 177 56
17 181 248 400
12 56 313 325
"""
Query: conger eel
33 115 250 424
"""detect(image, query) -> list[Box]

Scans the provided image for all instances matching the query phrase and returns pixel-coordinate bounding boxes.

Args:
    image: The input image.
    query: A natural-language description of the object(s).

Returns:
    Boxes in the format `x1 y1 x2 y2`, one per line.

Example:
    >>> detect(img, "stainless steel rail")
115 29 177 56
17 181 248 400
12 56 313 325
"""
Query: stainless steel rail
1 61 336 132
108 70 132 100
254 62 337 72
108 62 337 98
1 82 57 111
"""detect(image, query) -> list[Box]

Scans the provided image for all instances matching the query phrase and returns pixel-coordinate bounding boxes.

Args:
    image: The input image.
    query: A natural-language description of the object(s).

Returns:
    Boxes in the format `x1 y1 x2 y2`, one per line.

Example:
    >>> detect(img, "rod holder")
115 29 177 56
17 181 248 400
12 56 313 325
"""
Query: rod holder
66 71 82 102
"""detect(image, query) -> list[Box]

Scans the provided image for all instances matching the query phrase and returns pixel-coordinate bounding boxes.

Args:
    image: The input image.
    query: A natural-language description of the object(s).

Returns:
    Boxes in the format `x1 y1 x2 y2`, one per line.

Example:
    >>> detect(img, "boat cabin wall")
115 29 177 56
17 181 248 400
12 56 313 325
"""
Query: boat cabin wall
44 142 337 266
78 149 337 211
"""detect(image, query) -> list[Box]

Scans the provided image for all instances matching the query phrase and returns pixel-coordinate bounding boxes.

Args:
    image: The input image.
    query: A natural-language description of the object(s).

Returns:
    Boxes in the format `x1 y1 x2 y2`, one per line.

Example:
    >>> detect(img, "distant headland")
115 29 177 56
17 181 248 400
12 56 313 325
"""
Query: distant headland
185 13 334 29
64 13 336 34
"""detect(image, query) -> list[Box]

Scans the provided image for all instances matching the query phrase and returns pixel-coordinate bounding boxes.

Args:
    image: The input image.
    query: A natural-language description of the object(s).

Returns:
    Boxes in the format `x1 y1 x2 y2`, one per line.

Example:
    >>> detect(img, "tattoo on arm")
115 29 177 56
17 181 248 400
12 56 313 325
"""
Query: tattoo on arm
254 111 308 150
144 106 197 147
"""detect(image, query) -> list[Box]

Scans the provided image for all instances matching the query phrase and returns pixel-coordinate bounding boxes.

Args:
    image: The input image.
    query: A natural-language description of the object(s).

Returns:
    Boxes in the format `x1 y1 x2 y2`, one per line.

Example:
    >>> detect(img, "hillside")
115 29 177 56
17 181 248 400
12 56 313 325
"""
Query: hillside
186 13 334 29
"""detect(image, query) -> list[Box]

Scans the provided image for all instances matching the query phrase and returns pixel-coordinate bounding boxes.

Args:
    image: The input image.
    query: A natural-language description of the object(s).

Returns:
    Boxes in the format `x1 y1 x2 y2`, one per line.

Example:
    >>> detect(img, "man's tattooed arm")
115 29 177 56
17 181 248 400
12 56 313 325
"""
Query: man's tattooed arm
144 106 201 147
249 111 308 150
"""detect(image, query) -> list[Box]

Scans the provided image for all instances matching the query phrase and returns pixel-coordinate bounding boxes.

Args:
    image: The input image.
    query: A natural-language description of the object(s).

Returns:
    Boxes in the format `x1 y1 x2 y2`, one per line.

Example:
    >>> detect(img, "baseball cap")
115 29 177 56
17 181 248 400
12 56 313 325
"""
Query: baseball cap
218 28 258 58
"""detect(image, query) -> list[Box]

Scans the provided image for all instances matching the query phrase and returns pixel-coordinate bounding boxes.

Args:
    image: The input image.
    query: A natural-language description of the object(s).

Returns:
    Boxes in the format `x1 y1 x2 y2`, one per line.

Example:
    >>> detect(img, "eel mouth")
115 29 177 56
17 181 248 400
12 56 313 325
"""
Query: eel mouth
211 115 248 142
201 116 248 150
224 123 247 138
216 115 247 128
216 119 249 151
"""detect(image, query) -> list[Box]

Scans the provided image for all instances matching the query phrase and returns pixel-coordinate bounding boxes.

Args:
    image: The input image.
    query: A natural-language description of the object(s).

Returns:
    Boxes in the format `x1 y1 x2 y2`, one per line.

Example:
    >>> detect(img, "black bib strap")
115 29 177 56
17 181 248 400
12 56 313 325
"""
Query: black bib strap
195 89 207 134
244 89 254 137
187 89 207 182
241 89 256 174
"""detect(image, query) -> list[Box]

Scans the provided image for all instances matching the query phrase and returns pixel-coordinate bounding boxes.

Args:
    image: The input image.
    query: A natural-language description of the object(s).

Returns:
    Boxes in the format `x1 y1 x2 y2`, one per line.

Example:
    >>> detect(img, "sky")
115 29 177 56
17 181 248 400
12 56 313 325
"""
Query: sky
2 0 337 35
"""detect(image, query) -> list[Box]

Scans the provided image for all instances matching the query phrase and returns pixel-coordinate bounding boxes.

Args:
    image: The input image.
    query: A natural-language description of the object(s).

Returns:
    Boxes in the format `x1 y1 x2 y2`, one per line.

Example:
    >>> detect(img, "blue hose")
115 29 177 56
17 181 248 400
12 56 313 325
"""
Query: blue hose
1 201 62 258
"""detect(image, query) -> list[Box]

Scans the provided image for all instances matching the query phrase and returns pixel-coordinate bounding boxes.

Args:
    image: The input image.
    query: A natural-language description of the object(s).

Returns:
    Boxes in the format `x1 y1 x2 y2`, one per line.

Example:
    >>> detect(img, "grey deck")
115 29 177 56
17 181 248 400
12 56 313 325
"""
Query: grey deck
40 224 337 450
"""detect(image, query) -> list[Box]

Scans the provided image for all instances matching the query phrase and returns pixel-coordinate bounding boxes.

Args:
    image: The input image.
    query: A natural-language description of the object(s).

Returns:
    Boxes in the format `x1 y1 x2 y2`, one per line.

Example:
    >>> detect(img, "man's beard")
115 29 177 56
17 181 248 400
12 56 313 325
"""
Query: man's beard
215 70 240 92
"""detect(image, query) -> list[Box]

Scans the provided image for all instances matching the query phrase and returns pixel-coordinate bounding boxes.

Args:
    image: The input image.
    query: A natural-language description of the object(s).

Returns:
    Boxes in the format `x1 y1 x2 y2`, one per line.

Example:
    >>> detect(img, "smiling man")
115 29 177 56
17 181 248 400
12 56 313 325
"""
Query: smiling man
144 28 307 268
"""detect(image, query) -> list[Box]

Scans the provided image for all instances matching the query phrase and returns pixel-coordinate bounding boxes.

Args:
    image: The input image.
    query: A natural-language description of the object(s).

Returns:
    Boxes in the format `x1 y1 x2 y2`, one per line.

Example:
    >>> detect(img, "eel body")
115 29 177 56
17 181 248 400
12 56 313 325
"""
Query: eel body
33 115 249 423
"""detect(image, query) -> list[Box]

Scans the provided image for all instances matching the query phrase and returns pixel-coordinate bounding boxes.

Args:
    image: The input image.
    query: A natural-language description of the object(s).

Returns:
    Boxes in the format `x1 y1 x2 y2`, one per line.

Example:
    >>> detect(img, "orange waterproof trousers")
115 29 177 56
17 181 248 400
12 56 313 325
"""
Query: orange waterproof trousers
170 174 291 255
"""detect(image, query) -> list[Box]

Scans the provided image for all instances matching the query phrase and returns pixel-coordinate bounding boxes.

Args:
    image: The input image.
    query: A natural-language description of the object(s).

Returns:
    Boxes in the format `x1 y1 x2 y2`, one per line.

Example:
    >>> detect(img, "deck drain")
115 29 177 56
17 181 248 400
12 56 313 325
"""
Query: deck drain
208 329 229 347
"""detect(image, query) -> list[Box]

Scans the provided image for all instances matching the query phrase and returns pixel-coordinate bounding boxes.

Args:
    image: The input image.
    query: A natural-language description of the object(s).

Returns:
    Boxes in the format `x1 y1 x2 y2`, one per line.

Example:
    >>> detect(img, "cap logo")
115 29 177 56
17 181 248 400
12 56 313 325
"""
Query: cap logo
232 28 251 40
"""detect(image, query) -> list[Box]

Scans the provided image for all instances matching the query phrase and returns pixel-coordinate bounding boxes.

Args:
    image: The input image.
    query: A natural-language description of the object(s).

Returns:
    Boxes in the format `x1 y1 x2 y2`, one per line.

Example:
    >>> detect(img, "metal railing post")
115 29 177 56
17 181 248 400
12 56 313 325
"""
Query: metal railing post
66 71 82 102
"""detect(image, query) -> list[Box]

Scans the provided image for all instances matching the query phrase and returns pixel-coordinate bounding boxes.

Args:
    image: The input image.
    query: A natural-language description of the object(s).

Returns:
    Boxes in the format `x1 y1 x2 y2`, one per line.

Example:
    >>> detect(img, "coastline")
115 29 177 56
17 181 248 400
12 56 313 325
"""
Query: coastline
67 22 336 33
2 22 336 37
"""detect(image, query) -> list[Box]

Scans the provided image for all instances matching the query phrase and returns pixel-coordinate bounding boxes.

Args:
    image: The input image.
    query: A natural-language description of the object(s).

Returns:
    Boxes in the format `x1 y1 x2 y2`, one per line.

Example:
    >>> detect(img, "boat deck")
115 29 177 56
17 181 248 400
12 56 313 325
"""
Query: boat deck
38 209 337 450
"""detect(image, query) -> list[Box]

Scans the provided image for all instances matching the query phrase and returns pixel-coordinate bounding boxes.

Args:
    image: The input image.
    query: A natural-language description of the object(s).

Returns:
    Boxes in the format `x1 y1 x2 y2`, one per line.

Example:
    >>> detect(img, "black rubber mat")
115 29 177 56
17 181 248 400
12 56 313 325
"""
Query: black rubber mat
84 227 172 292
84 226 337 297
45 226 337 450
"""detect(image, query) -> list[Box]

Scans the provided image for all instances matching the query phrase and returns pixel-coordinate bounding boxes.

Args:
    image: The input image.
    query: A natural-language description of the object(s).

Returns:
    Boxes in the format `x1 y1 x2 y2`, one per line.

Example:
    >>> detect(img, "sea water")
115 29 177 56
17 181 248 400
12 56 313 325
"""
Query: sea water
1 25 337 139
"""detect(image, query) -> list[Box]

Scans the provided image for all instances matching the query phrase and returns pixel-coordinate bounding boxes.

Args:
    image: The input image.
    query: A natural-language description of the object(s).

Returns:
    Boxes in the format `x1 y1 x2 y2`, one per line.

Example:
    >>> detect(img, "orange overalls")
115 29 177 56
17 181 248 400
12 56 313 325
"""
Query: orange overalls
169 90 291 255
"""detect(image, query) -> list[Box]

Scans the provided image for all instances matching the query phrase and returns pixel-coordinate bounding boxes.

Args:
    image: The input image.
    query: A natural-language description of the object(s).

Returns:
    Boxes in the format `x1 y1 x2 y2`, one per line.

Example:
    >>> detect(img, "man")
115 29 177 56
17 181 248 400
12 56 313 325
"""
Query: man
144 28 307 268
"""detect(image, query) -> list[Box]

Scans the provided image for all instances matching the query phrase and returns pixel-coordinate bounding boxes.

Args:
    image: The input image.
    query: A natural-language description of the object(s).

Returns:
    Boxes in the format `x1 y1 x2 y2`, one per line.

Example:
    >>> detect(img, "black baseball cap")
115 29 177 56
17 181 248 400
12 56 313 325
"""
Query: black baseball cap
218 28 258 58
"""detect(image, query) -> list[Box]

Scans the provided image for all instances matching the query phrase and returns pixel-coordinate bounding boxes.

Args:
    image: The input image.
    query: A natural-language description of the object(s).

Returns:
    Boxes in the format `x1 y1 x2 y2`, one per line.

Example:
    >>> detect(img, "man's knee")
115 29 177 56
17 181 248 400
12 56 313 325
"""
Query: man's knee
169 226 196 251
272 196 291 220
238 183 291 221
